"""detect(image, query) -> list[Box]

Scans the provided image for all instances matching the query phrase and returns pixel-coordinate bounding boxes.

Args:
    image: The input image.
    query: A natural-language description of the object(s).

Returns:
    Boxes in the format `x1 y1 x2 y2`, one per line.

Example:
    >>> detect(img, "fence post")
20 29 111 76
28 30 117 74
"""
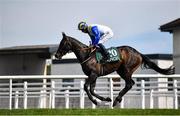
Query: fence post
92 90 96 109
109 78 113 109
173 80 178 109
14 91 19 109
39 90 44 108
150 89 154 109
39 80 47 108
65 86 70 109
80 80 84 109
120 97 124 108
141 80 145 109
24 81 27 109
49 90 51 108
9 79 12 110
51 81 55 108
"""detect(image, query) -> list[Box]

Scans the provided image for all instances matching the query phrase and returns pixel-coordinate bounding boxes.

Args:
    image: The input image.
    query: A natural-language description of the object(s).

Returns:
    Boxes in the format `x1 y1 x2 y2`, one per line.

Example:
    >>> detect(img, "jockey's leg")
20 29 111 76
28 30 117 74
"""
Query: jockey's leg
99 31 113 44
98 43 109 60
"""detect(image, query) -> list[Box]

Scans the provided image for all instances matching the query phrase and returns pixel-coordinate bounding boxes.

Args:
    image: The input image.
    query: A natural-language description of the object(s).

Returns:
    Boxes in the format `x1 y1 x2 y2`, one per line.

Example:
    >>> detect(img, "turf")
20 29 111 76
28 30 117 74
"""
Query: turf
0 108 180 115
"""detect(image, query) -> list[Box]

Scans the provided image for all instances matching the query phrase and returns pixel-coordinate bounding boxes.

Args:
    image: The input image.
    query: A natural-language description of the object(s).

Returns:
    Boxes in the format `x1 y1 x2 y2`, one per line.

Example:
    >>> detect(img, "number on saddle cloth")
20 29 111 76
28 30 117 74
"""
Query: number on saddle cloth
96 47 121 63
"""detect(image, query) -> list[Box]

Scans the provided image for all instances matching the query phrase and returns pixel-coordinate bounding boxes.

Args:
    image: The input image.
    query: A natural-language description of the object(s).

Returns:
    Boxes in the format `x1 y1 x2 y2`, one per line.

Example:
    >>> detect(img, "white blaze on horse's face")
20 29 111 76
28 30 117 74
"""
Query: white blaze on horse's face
55 33 71 59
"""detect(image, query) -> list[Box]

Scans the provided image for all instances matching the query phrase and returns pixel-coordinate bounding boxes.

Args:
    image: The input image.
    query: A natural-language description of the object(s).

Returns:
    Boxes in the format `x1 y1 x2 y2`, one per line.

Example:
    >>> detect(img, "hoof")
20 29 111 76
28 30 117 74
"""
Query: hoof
105 97 112 102
92 100 98 105
113 98 122 107
113 100 118 107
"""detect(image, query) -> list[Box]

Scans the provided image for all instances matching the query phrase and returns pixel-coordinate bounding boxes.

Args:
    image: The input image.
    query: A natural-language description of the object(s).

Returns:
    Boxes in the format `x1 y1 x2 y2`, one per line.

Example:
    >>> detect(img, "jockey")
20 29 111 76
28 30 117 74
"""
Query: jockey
78 21 114 60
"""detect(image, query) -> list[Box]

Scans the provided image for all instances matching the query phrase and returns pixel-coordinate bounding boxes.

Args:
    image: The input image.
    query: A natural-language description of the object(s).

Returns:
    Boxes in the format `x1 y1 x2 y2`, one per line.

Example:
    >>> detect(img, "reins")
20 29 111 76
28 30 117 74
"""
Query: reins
59 36 96 65
79 45 95 51
80 47 96 64
81 57 92 64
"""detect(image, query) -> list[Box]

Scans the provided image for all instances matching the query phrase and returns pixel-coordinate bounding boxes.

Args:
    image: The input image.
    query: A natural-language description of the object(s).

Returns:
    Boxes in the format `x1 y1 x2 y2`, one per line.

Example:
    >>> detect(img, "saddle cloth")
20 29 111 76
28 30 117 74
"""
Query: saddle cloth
96 47 121 63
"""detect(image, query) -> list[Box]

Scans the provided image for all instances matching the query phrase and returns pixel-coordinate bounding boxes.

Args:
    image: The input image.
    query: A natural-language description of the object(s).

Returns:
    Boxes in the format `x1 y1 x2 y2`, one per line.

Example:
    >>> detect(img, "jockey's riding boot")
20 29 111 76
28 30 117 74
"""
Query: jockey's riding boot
98 43 109 61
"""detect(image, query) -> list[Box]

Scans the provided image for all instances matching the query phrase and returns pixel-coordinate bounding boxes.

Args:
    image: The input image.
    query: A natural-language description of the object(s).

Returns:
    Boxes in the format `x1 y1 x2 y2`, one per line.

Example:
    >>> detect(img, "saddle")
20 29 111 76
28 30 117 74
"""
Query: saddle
95 47 121 63
81 46 121 64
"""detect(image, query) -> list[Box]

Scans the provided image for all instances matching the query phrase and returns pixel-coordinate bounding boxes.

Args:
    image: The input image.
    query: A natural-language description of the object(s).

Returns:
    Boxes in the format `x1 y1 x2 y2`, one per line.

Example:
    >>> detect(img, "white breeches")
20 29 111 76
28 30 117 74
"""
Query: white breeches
99 31 114 44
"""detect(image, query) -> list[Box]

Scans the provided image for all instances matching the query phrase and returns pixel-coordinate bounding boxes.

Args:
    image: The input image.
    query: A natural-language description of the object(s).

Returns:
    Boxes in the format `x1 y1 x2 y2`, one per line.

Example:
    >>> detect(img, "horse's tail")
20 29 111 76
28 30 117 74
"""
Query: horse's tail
140 54 175 75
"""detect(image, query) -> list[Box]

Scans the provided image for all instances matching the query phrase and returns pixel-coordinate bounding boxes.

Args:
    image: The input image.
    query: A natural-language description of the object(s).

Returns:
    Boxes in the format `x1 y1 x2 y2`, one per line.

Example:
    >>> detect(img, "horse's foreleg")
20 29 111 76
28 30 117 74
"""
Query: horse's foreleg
84 77 98 105
113 79 135 107
90 81 112 102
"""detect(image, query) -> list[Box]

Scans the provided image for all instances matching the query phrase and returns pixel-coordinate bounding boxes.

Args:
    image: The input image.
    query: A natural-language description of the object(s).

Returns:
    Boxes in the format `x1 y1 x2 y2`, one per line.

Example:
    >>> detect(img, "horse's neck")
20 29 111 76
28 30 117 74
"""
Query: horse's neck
70 39 89 63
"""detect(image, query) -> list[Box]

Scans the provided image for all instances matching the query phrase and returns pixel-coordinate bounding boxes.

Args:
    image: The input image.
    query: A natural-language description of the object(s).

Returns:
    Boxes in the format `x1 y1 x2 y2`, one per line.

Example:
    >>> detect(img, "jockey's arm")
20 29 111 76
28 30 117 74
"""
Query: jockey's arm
91 26 100 46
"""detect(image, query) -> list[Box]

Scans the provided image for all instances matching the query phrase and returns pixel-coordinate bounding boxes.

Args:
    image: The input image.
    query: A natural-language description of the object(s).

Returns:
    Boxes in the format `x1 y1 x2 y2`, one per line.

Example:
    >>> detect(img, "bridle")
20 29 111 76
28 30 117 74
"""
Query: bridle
56 37 72 56
56 37 96 64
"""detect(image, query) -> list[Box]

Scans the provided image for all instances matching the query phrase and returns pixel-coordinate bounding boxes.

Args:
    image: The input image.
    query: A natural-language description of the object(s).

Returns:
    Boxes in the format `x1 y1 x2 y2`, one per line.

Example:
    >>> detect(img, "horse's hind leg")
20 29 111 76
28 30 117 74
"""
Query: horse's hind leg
113 67 135 107
113 78 134 107
90 80 112 102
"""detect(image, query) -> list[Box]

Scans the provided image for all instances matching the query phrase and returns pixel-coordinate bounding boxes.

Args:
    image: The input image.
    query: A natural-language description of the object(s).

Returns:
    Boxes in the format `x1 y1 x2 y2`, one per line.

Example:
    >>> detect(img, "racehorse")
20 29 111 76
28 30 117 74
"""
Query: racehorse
55 32 175 107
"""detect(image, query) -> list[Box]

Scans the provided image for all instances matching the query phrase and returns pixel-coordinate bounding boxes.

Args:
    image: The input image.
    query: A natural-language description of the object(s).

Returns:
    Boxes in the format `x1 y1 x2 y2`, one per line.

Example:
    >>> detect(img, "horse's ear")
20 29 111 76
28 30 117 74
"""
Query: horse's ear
62 32 66 37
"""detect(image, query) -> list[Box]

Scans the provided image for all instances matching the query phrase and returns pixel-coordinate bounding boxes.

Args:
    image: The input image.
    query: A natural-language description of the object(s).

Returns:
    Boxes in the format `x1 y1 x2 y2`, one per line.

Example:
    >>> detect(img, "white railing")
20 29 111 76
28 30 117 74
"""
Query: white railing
0 74 179 109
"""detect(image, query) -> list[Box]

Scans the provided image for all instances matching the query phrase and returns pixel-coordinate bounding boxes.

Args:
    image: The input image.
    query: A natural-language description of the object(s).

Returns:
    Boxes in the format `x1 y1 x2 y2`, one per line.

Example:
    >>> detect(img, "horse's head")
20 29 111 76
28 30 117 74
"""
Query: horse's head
55 32 72 59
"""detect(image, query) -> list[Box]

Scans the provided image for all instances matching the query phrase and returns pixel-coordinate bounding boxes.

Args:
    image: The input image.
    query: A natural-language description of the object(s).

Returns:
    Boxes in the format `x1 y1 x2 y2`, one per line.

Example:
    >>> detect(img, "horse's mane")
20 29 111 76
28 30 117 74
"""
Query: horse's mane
67 36 88 48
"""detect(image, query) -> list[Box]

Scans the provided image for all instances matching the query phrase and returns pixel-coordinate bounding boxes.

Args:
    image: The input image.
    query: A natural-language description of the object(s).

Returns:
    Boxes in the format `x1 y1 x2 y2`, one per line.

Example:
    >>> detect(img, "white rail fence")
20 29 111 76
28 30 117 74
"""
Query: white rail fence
0 74 180 109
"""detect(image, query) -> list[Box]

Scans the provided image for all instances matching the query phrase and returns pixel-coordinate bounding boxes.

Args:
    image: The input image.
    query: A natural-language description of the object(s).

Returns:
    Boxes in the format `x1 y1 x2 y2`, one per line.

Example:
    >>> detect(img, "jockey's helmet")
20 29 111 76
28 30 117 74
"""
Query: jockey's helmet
78 22 88 31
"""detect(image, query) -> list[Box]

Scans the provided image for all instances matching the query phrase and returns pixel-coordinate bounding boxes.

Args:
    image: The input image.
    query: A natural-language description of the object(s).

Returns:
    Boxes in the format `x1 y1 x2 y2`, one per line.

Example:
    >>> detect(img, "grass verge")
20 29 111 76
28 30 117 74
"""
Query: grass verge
0 108 180 115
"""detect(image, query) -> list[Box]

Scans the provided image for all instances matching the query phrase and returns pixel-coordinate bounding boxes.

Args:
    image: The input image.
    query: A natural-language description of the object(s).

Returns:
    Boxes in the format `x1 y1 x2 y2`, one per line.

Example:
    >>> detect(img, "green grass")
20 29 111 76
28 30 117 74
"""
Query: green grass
0 109 180 115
